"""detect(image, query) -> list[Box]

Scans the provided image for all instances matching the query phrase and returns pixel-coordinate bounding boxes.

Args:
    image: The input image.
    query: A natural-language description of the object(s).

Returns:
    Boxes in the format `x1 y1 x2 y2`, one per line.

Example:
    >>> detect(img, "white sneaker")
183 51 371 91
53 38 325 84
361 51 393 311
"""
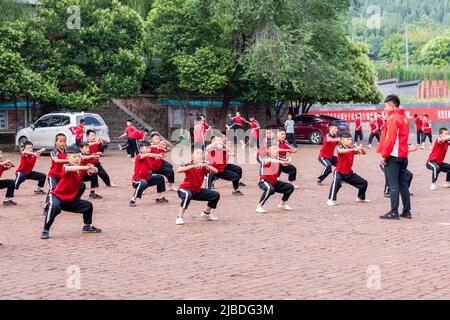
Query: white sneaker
420 145 425 149
443 182 450 188
176 217 185 225
355 198 371 203
327 200 337 206
170 186 178 192
277 204 294 210
109 182 117 188
430 183 437 190
367 144 372 149
200 212 218 221
256 206 267 213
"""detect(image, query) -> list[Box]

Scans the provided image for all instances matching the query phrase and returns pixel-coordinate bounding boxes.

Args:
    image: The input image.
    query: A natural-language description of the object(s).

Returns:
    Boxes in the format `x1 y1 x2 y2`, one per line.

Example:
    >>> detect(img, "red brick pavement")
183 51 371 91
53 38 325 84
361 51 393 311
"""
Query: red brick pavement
0 146 449 299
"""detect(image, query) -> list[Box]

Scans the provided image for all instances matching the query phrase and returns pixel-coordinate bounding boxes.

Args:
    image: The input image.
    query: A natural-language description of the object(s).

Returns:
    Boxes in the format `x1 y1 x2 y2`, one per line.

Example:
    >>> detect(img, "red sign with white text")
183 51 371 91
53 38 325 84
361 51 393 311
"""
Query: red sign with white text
308 108 450 122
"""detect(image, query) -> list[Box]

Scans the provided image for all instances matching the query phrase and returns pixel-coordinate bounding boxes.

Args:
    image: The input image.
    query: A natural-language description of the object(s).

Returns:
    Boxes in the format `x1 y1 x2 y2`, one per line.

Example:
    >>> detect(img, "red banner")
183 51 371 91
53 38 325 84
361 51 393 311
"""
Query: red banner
308 107 450 122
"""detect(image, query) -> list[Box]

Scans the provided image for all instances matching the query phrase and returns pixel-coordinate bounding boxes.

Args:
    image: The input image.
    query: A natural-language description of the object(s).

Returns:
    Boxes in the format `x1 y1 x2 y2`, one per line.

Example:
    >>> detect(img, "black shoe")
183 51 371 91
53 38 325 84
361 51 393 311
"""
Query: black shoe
129 200 136 207
3 199 17 206
232 190 244 196
409 192 414 196
400 212 412 219
317 180 323 186
40 229 49 239
89 193 103 199
82 225 102 233
156 197 169 203
239 182 246 187
34 189 46 195
384 193 390 198
379 212 400 220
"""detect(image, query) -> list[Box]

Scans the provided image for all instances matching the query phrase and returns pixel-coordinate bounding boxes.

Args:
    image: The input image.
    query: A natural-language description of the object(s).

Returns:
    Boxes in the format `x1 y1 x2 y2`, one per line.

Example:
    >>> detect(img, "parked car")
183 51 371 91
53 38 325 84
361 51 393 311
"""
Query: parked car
15 112 110 151
268 114 349 144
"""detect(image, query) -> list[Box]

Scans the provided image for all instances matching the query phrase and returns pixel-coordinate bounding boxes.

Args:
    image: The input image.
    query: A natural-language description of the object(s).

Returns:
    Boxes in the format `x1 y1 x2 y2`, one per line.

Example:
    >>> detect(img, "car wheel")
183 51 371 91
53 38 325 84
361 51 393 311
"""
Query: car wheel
18 136 29 150
309 131 323 144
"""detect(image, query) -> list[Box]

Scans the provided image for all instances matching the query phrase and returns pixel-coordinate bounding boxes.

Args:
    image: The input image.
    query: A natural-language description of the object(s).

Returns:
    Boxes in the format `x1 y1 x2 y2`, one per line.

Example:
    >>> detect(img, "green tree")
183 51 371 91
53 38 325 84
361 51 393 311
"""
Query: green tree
419 36 450 67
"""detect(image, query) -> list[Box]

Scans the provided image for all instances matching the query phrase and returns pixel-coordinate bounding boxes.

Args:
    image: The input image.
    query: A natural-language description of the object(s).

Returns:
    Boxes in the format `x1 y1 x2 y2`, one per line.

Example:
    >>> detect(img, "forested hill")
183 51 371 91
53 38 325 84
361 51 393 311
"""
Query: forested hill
350 0 450 60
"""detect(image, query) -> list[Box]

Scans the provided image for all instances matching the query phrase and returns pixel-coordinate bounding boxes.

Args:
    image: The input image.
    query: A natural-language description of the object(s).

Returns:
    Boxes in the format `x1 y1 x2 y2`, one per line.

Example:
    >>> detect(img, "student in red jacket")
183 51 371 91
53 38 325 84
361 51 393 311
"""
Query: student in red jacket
41 152 101 239
317 124 340 185
176 148 220 225
79 142 103 199
70 119 85 148
421 114 433 149
376 112 385 134
245 115 261 149
86 130 116 188
414 114 423 146
426 127 450 190
0 150 16 206
367 116 380 149
256 143 295 213
227 111 246 148
129 141 167 207
354 114 363 146
15 141 46 194
149 132 177 191
118 119 136 158
206 134 244 195
378 95 411 220
327 132 370 206
277 130 299 189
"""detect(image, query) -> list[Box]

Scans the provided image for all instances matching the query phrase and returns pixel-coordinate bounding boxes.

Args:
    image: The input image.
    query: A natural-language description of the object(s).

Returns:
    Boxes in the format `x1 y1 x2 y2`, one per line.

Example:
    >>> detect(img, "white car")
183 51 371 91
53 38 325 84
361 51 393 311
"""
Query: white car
15 112 110 150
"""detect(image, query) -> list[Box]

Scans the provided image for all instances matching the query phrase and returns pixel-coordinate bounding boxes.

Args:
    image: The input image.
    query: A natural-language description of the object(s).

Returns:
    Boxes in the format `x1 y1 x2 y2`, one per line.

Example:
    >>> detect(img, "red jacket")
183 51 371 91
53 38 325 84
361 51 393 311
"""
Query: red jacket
377 109 409 158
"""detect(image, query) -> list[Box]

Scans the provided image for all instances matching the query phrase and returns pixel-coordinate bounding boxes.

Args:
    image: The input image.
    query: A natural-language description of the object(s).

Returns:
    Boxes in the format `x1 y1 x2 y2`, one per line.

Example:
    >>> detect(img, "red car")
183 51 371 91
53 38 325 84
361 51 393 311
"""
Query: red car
268 114 349 144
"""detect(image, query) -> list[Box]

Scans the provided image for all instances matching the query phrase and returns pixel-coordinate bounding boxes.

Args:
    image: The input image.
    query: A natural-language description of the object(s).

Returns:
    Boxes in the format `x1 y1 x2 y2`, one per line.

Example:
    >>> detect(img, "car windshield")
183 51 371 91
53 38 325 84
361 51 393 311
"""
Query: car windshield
76 115 104 126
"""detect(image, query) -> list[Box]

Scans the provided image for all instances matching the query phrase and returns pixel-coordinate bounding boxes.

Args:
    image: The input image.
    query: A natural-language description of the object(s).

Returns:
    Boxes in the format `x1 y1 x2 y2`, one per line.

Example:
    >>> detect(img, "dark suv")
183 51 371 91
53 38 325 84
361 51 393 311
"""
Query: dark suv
268 114 349 144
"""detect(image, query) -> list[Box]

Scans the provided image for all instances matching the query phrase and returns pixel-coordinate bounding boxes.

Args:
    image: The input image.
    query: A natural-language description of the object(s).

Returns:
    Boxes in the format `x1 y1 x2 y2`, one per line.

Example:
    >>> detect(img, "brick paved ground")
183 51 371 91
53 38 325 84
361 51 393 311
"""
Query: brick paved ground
0 145 449 299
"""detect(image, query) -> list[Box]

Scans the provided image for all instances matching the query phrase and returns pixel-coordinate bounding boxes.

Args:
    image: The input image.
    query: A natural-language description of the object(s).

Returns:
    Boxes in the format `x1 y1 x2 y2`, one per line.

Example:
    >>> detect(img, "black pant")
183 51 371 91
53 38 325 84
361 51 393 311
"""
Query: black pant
328 171 367 201
426 161 450 183
0 179 15 198
384 156 411 214
207 164 242 190
128 138 140 158
82 173 99 189
75 139 83 148
368 133 380 144
178 188 220 209
15 171 46 190
318 156 337 182
249 136 260 149
416 129 423 145
132 175 165 199
258 180 294 206
354 131 363 143
229 124 245 143
43 182 92 230
278 164 297 182
93 163 111 186
286 133 297 147
153 161 175 183
381 164 413 195
422 132 432 144
44 177 61 210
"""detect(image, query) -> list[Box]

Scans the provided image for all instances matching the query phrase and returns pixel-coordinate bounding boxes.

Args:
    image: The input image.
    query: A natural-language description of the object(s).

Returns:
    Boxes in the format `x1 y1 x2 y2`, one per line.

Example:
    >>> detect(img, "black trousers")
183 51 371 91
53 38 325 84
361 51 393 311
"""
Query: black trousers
15 171 46 190
354 131 363 143
44 177 61 210
278 164 297 182
381 164 413 195
249 136 260 149
43 182 93 231
128 138 140 158
82 173 99 189
153 160 175 183
368 133 380 144
229 124 245 142
94 163 111 186
384 156 411 214
422 132 432 144
416 129 423 145
0 179 15 198
207 164 242 190
178 188 220 209
318 156 337 182
132 175 165 199
426 161 450 183
286 133 297 147
328 171 367 201
75 139 83 148
258 180 294 206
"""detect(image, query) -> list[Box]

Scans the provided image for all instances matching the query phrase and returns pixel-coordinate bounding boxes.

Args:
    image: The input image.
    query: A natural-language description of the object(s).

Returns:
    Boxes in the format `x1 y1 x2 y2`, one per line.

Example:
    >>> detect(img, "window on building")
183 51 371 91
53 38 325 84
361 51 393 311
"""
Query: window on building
0 111 6 130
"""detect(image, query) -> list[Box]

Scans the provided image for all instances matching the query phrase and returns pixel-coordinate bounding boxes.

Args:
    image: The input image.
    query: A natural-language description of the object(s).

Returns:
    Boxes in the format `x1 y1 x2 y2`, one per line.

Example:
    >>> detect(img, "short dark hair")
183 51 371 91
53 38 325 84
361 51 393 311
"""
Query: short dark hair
86 129 95 136
424 114 429 118
439 128 448 135
55 133 66 142
414 114 418 117
384 94 400 107
144 129 150 133
23 141 33 148
150 132 159 138
340 132 352 139
80 119 85 124
329 123 338 128
79 142 89 148
357 114 361 117
127 119 133 123
139 140 150 148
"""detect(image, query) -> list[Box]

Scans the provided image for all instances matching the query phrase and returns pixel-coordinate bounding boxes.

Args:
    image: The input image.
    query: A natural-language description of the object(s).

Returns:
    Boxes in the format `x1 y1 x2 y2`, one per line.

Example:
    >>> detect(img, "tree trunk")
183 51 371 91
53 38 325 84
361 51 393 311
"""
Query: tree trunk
14 98 18 133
